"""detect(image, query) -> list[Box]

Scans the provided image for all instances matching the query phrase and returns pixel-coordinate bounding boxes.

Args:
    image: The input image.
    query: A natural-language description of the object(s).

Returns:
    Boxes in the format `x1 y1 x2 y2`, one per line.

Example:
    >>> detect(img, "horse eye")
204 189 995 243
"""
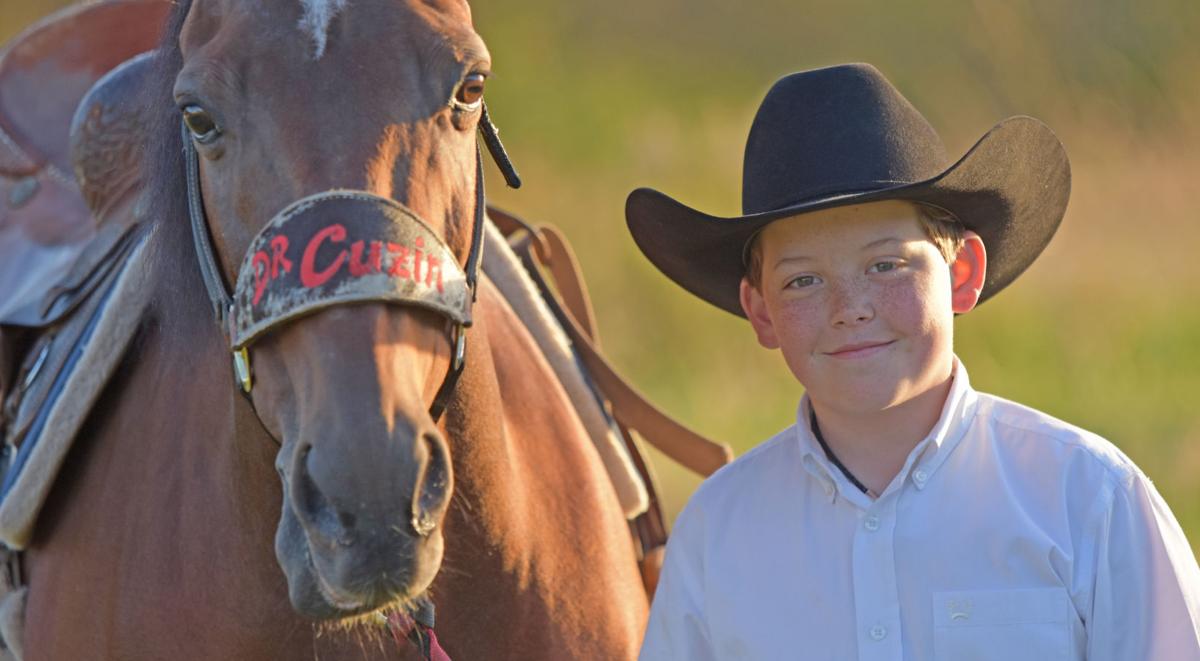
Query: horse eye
455 74 486 106
182 104 220 143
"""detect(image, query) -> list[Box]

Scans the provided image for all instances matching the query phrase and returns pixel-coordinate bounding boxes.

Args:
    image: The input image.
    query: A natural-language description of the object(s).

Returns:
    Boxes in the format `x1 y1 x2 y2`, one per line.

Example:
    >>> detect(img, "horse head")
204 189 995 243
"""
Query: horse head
164 0 496 619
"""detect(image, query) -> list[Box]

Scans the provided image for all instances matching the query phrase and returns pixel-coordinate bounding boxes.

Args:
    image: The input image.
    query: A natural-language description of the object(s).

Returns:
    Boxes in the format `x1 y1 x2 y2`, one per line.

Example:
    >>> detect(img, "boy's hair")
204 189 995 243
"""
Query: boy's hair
743 203 966 290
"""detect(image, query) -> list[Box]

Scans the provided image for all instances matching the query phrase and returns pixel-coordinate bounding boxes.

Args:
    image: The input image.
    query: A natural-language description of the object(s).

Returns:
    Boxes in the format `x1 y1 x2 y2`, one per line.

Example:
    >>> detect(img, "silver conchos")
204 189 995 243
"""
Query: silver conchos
230 191 471 349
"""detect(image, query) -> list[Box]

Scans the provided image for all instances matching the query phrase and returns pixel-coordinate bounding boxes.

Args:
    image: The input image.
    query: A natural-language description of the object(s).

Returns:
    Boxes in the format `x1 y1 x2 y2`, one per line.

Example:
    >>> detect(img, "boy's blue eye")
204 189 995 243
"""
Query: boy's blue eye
870 261 897 273
787 275 819 288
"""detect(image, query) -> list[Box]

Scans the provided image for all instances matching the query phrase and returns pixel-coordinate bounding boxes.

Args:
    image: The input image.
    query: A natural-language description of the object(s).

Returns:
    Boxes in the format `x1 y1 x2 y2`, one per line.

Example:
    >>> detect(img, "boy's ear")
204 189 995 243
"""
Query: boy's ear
950 231 987 314
740 278 780 349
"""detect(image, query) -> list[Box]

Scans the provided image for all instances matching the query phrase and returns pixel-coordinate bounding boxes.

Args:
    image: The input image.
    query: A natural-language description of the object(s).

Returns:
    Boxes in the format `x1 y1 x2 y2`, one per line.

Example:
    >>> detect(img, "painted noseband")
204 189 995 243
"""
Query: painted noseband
230 191 472 349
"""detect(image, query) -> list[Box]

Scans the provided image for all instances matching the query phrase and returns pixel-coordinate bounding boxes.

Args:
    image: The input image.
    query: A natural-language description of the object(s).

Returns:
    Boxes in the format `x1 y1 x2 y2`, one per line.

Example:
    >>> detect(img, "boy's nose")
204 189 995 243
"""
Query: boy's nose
829 282 874 326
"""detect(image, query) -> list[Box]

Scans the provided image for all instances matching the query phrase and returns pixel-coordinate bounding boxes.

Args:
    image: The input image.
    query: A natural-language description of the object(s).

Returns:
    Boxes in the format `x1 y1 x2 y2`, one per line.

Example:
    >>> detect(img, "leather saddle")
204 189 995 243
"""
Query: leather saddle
0 0 169 419
1 45 160 476
0 11 169 650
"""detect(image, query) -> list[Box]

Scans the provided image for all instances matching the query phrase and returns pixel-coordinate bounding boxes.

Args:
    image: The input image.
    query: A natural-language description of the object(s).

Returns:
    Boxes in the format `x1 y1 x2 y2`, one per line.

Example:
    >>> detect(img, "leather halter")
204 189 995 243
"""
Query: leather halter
184 107 517 660
183 106 519 422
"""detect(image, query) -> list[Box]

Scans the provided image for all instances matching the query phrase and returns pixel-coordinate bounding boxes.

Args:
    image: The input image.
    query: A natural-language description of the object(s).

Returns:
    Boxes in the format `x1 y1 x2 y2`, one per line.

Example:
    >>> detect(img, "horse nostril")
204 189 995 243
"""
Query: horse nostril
291 443 356 548
412 431 451 536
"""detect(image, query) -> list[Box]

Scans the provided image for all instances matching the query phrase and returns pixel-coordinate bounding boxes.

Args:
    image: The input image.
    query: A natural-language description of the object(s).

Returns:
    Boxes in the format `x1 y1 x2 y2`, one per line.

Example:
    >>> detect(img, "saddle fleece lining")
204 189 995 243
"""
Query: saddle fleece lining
480 219 649 519
0 234 152 549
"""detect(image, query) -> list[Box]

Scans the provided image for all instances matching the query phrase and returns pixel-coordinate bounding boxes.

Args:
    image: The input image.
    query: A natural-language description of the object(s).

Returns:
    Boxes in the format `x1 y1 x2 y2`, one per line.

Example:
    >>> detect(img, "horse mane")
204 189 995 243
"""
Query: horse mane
139 0 209 334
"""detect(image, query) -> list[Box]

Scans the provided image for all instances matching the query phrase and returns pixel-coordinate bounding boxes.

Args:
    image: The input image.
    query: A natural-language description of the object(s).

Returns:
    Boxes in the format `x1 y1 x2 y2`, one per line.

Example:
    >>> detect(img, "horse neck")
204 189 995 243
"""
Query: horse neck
24 223 319 658
144 223 282 537
35 223 280 549
430 279 648 658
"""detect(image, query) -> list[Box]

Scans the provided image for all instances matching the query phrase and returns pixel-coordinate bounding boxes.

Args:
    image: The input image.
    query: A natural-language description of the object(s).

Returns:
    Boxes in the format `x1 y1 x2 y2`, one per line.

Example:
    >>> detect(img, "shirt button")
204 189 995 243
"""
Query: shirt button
913 469 928 486
864 515 880 531
869 625 887 641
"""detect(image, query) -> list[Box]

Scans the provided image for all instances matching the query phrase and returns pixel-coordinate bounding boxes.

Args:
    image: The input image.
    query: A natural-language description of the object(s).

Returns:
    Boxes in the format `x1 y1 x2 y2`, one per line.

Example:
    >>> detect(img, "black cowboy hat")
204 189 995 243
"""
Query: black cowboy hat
625 63 1071 317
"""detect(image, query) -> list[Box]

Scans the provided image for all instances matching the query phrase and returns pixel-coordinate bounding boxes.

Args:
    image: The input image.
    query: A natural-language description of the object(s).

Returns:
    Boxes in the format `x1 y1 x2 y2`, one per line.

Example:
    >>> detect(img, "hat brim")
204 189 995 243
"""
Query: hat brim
626 116 1071 317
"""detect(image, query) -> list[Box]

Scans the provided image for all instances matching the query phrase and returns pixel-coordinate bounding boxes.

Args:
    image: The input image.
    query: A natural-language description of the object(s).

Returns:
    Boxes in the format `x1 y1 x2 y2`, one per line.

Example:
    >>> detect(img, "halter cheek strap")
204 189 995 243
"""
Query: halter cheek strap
428 147 486 421
183 121 235 328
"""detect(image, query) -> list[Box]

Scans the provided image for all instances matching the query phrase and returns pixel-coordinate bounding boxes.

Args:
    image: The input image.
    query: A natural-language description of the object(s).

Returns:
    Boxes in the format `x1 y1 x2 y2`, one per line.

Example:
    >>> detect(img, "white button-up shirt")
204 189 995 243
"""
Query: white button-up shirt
640 360 1200 660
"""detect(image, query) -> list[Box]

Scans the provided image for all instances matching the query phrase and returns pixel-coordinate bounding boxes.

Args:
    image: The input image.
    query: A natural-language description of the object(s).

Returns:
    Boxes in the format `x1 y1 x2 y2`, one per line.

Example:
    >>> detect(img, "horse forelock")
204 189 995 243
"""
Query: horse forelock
298 0 349 59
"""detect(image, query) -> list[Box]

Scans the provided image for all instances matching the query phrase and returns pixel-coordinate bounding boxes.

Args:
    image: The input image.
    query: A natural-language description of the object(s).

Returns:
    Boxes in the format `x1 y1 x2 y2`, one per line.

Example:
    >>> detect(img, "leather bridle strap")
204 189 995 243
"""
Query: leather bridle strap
429 104 520 420
426 147 487 421
183 122 236 329
479 104 521 190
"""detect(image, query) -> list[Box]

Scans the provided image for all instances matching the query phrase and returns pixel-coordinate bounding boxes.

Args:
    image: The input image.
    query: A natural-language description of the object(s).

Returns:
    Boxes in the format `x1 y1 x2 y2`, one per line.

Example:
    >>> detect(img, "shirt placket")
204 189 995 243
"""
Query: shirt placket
852 492 903 661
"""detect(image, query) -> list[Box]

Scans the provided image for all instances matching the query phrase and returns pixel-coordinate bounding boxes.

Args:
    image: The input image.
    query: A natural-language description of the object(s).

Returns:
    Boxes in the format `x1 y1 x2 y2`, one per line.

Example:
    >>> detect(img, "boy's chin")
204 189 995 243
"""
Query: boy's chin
795 347 955 412
813 383 908 413
805 370 952 417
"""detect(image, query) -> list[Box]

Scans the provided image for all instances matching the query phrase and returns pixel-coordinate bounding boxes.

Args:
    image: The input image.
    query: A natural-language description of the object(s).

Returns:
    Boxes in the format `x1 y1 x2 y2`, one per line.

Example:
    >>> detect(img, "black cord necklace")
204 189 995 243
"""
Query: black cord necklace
809 408 877 498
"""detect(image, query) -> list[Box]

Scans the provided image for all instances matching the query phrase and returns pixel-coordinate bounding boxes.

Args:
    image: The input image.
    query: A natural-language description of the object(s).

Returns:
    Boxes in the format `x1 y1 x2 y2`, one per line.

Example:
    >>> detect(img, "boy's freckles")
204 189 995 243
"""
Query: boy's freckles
744 200 956 414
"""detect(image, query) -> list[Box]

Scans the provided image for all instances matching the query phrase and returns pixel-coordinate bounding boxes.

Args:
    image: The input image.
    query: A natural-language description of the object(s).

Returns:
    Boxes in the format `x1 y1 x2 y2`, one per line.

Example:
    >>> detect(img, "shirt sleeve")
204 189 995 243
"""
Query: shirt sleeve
639 498 717 661
1087 470 1200 660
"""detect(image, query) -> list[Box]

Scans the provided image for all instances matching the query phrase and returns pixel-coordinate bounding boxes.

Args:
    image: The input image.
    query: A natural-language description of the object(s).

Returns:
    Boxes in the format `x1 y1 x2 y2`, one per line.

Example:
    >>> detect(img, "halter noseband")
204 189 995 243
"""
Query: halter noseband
183 105 520 422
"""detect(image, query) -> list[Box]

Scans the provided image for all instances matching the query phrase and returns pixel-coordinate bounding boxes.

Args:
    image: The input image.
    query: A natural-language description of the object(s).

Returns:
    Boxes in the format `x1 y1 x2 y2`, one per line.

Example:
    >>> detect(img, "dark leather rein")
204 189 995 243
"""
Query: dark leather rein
183 105 520 422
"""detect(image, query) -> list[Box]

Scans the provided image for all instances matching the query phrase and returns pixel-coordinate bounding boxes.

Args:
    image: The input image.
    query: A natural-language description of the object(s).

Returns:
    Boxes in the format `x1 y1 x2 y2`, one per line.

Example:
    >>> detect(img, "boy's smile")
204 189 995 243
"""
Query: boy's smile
740 200 984 420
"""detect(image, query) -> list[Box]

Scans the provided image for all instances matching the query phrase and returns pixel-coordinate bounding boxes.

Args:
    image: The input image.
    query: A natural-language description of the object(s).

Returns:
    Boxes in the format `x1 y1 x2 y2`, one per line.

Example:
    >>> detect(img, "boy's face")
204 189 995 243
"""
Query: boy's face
739 200 984 416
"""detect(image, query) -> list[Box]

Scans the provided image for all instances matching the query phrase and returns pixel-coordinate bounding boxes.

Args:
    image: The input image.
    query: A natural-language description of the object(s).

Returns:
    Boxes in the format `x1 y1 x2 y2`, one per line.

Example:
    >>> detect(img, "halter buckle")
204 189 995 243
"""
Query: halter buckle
232 347 253 393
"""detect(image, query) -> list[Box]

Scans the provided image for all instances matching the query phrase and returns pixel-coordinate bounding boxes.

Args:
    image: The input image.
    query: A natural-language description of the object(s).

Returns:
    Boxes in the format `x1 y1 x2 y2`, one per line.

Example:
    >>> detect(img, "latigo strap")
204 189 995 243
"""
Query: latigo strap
488 207 734 597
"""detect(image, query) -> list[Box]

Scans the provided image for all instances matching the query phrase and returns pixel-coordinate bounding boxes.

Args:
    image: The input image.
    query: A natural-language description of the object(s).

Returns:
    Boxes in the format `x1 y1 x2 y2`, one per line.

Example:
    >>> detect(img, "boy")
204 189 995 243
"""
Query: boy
628 63 1200 660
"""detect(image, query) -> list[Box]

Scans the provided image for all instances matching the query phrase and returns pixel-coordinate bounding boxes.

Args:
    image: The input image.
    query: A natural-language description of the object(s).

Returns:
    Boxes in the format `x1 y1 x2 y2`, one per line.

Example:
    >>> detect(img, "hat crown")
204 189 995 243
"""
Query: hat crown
743 63 949 215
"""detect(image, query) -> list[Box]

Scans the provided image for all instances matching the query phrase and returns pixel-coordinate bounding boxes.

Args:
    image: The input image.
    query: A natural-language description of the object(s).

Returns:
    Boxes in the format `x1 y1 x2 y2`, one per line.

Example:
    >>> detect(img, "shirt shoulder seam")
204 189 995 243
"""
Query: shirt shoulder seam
977 394 1138 488
691 426 796 500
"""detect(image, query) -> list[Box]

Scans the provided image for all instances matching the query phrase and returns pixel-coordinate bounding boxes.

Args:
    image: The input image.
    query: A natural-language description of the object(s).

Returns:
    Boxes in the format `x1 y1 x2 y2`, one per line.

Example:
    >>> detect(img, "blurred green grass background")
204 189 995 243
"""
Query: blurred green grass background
5 1 1198 550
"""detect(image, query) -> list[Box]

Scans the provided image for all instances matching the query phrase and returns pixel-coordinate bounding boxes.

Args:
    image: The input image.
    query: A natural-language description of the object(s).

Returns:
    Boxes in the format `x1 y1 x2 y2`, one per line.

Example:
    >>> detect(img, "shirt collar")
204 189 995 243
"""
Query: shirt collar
794 357 980 504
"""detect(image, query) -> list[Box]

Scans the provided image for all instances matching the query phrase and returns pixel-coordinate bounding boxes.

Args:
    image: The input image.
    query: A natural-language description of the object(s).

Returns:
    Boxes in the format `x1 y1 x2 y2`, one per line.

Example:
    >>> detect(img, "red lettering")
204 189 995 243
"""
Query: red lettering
349 240 383 277
300 224 347 288
425 254 444 293
369 240 382 273
270 235 292 278
413 237 425 283
252 250 271 305
387 242 411 278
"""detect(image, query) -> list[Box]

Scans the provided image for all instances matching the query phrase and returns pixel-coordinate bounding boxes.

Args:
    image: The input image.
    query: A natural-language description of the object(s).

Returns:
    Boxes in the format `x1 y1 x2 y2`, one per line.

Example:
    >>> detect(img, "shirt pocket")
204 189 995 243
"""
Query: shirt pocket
932 588 1073 661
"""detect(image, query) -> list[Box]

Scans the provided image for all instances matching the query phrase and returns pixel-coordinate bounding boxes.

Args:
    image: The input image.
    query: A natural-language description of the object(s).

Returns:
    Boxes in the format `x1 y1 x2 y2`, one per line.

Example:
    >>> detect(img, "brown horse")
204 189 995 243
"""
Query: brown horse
21 0 647 658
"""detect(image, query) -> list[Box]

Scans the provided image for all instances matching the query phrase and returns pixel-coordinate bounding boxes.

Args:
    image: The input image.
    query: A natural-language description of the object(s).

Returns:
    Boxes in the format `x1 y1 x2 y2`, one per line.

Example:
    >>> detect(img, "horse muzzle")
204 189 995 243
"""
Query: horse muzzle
274 421 453 619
